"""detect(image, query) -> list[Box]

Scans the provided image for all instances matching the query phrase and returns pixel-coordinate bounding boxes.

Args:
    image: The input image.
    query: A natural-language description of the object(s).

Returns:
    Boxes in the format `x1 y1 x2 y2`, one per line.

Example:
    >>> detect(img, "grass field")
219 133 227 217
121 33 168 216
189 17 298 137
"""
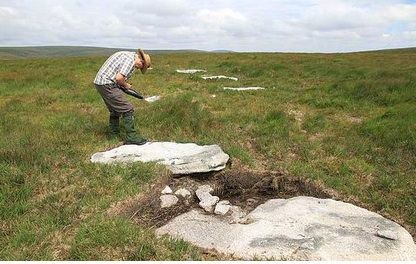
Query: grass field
0 49 415 260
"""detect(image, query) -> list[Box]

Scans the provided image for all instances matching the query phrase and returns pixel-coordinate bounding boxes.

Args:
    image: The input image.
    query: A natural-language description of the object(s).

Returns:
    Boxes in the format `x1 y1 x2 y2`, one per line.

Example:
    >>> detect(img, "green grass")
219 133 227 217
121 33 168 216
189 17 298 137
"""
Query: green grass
0 49 415 260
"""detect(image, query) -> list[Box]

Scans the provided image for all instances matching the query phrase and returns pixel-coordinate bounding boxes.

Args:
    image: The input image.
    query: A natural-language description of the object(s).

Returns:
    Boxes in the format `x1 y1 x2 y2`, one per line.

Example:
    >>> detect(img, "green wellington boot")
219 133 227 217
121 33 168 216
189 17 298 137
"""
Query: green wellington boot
108 115 120 140
123 114 147 145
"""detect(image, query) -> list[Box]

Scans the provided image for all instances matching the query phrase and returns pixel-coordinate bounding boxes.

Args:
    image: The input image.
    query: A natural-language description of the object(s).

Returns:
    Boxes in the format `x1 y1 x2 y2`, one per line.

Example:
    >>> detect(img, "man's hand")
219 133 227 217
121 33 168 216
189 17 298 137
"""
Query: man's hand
115 73 131 89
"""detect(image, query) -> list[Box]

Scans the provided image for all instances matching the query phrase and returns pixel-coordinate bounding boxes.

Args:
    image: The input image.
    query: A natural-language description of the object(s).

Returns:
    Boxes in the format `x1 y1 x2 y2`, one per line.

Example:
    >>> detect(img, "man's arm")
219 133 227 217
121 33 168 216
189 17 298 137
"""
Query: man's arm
115 73 132 88
115 73 144 99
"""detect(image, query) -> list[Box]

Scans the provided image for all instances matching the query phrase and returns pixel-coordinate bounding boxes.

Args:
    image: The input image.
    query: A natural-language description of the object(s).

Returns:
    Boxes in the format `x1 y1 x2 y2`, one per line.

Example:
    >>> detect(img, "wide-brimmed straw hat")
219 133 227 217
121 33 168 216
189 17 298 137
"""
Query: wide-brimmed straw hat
137 49 151 74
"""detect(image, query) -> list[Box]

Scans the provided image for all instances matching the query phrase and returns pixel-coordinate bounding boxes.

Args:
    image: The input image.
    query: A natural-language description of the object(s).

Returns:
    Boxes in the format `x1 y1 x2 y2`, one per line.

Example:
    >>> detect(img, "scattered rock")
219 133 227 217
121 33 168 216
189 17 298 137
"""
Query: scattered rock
214 200 231 215
199 195 220 213
195 185 214 198
160 195 179 208
90 142 229 175
176 69 206 74
202 75 238 81
156 196 416 260
161 186 173 194
195 185 219 213
223 87 265 91
175 188 192 198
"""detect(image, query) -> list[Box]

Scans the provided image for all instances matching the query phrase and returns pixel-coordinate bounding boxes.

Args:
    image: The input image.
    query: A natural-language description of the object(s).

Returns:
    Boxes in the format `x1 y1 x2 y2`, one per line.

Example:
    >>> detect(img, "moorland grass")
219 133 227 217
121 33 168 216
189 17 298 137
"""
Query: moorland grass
0 50 415 259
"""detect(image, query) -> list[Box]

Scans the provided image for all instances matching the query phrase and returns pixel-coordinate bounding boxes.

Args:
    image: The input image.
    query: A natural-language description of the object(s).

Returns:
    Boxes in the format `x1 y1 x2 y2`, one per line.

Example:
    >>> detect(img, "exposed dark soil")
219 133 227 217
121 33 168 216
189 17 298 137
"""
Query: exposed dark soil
109 168 346 228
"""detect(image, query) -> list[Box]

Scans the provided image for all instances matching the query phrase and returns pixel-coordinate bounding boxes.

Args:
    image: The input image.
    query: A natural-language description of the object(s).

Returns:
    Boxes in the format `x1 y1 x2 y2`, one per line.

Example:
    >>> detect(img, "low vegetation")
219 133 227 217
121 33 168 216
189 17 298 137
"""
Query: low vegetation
0 49 415 259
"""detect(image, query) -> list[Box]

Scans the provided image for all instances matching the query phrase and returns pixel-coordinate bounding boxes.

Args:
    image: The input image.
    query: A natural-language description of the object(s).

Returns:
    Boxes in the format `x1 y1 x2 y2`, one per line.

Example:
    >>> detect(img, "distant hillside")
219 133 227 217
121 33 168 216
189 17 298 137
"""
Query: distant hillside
353 47 416 54
0 46 208 59
0 46 414 59
210 49 235 53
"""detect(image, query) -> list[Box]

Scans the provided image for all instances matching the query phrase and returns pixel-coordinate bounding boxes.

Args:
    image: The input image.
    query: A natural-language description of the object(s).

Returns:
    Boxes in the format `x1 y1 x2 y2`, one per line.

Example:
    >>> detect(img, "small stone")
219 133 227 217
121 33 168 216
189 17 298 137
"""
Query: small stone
196 185 213 194
195 185 214 200
196 191 211 202
246 198 257 206
160 195 178 208
214 200 232 215
376 230 399 240
175 188 191 198
161 186 173 194
199 195 220 213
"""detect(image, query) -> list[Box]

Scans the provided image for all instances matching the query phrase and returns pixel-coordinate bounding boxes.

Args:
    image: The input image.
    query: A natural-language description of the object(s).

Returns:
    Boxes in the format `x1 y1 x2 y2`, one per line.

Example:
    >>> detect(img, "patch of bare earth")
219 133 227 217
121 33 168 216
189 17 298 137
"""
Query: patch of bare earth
110 168 344 228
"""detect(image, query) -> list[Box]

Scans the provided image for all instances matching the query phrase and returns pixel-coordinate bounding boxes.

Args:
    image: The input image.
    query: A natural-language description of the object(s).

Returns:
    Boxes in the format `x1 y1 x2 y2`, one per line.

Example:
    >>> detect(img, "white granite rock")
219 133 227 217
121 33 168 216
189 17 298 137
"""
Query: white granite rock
195 185 214 199
176 69 206 74
175 188 192 198
195 185 219 213
223 87 265 91
156 196 416 261
90 142 229 175
161 186 173 194
202 75 238 81
160 195 179 208
199 196 220 213
214 200 231 215
144 95 161 103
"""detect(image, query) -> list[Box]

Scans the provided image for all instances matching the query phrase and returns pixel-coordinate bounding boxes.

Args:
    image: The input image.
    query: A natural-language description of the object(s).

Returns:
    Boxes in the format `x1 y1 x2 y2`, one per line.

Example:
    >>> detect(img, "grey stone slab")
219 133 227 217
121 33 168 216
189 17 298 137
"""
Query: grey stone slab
176 69 206 74
202 75 238 81
156 196 416 261
223 87 265 91
90 142 229 175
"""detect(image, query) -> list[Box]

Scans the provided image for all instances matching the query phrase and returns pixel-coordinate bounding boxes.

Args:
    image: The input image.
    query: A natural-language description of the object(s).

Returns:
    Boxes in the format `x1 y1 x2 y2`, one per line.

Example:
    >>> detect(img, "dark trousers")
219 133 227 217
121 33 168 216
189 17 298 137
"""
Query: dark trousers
95 83 134 117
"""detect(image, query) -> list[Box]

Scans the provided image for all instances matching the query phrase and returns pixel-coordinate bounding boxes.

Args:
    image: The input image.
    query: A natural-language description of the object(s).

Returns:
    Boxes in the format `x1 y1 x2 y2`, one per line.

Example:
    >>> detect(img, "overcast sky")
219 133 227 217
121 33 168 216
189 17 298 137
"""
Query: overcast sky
1 0 416 52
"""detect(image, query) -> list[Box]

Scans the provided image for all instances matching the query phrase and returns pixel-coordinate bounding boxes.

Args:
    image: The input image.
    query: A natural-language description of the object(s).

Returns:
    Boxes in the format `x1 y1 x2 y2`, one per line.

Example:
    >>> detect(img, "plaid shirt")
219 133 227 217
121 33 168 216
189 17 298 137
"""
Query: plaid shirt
94 51 136 85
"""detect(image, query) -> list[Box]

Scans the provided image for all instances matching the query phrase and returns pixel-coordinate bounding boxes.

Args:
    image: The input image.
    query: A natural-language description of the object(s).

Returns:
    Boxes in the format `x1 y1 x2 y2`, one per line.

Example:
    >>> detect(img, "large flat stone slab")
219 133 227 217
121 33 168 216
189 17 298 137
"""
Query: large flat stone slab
202 75 238 81
156 196 416 260
223 87 265 91
176 69 206 74
90 142 229 175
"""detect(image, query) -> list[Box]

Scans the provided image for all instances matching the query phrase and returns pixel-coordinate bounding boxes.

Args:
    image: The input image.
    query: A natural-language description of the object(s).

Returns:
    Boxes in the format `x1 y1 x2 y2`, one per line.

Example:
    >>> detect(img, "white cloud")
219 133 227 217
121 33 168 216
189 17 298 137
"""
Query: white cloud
129 0 191 17
0 6 16 16
0 0 416 52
